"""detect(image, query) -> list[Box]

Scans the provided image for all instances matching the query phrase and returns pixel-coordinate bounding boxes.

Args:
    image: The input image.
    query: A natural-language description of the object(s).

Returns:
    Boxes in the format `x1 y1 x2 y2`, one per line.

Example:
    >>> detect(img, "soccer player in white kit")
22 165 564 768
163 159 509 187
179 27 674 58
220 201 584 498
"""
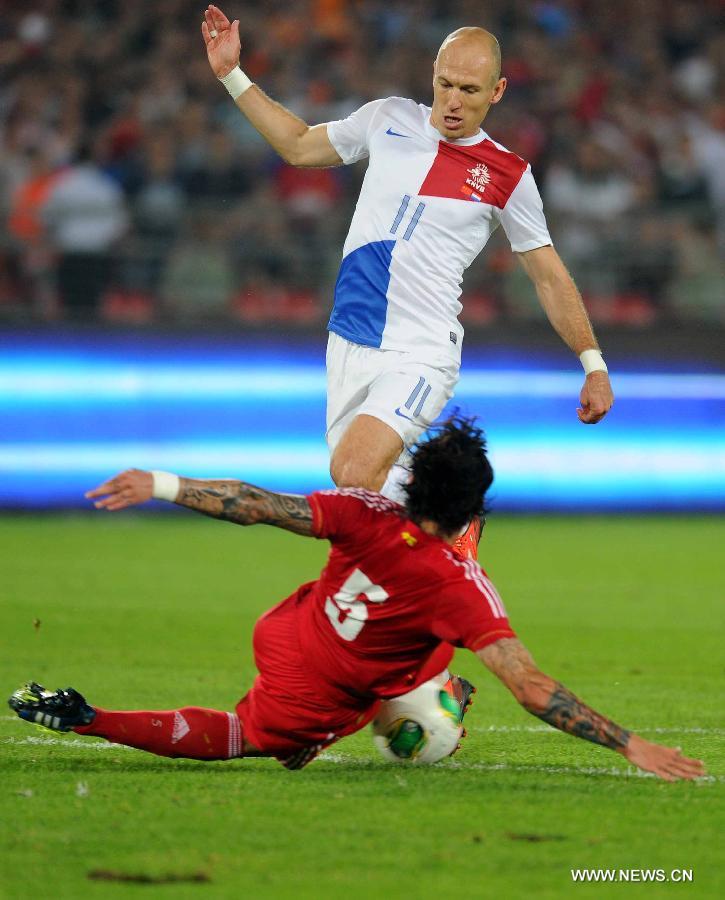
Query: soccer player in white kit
201 6 614 558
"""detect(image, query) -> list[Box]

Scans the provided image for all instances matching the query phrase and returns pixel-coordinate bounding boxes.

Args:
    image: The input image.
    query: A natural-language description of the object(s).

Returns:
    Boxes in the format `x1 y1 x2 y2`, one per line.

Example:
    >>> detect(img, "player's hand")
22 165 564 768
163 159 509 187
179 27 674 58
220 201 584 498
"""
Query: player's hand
577 370 613 424
202 5 240 78
85 469 154 511
621 734 706 782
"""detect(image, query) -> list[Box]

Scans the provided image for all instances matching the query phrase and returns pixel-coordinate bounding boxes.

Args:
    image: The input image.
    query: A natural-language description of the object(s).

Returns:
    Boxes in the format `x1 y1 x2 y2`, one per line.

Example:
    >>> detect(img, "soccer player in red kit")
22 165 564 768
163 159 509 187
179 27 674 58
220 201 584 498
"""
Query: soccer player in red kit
10 419 704 781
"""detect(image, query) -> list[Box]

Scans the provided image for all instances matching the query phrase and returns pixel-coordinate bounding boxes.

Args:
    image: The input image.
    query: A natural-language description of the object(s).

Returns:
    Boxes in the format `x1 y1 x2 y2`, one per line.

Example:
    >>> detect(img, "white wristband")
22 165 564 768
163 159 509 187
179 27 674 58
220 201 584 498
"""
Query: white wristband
219 66 253 100
579 349 608 376
151 471 180 502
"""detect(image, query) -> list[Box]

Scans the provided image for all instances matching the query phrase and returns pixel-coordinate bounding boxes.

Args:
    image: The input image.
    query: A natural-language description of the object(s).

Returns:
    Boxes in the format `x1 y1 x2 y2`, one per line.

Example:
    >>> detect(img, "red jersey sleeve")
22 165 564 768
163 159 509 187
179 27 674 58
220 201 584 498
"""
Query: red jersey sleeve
431 564 516 652
308 488 404 542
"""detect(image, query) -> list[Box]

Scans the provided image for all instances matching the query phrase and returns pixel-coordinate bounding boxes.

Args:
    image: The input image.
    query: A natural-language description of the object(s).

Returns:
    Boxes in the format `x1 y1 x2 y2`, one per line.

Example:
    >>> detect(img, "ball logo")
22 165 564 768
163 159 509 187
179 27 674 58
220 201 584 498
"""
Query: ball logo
387 718 426 759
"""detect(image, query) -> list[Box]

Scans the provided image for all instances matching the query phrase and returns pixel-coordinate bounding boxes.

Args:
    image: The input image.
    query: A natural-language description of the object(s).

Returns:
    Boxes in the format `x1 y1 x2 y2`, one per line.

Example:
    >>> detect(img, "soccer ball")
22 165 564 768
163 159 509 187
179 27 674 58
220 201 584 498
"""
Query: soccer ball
371 679 463 764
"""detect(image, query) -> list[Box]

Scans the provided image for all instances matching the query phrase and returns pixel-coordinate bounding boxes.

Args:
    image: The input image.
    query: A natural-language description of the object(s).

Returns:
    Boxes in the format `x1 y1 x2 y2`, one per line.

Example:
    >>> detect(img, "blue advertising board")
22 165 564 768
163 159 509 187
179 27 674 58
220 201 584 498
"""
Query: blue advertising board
1 332 723 511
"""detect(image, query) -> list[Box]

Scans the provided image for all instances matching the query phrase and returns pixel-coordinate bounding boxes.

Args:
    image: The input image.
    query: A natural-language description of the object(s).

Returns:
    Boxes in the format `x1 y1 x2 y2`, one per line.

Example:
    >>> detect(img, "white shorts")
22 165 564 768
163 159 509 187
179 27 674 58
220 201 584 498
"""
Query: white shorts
325 332 459 458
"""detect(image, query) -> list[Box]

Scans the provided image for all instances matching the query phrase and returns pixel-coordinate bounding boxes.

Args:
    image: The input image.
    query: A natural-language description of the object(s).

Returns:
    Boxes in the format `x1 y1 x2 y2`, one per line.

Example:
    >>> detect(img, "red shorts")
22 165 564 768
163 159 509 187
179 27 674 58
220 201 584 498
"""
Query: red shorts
235 593 454 769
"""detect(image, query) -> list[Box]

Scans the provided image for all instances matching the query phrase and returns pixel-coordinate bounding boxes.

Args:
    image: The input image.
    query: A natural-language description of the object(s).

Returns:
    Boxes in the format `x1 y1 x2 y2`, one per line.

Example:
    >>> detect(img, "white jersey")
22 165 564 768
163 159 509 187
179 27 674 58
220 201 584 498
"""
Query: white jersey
326 97 552 366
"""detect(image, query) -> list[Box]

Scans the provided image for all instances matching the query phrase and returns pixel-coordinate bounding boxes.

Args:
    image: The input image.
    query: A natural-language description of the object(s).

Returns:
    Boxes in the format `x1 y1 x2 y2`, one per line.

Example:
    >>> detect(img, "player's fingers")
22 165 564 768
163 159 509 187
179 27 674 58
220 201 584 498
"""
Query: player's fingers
204 9 219 38
204 9 221 40
201 20 212 44
658 748 703 780
85 482 113 498
99 483 140 506
87 475 129 496
672 766 699 782
208 5 228 31
210 5 231 28
673 757 705 778
577 406 606 425
102 497 130 512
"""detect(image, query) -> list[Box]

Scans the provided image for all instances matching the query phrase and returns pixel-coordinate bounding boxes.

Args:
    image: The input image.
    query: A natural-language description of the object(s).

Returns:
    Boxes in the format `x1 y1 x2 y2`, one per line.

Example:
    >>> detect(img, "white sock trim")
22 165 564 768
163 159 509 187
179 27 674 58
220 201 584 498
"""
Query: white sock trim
226 712 243 758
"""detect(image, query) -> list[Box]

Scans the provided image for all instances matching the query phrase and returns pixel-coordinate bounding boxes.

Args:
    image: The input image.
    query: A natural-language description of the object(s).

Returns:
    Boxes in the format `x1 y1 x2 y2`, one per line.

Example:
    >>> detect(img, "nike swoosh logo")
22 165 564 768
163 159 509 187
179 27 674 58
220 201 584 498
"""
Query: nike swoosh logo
386 127 411 138
395 407 415 422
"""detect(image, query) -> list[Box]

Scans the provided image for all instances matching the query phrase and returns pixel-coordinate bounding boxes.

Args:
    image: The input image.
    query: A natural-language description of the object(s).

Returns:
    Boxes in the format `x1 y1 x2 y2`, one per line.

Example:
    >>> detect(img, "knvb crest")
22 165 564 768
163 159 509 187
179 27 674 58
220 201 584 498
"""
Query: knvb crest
466 164 490 194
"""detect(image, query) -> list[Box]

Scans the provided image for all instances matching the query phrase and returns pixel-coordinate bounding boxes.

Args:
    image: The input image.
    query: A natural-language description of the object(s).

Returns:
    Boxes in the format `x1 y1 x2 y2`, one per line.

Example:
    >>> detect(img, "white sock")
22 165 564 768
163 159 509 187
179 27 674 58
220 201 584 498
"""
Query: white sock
380 462 411 505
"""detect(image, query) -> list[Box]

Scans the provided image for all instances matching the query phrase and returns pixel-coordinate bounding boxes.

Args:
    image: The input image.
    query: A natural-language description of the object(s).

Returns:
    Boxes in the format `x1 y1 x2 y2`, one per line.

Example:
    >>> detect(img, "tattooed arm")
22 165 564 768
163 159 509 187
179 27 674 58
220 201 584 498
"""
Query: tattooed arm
85 468 315 536
478 639 630 750
477 638 705 781
175 477 314 535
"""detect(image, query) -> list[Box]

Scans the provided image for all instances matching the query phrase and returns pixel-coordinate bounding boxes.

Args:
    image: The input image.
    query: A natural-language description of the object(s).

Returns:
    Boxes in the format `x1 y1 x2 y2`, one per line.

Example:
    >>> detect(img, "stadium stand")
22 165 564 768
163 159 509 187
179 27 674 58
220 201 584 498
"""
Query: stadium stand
0 0 722 326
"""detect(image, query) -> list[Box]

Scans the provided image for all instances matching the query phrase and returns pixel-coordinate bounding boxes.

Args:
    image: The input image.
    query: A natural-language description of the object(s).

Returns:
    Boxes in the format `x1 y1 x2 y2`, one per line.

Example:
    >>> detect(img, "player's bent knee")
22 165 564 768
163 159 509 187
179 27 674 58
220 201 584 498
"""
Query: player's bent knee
330 455 382 491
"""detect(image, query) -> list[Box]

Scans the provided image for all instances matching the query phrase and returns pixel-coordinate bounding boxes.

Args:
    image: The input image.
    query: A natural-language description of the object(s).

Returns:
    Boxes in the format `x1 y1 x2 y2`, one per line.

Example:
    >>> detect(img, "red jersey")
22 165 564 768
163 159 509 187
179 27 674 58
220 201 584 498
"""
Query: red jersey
290 488 516 702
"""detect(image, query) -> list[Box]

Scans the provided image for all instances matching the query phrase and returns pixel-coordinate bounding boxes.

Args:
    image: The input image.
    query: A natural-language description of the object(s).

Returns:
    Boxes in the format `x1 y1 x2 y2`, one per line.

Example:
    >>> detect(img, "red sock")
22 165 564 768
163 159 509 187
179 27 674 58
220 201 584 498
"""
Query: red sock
74 706 244 760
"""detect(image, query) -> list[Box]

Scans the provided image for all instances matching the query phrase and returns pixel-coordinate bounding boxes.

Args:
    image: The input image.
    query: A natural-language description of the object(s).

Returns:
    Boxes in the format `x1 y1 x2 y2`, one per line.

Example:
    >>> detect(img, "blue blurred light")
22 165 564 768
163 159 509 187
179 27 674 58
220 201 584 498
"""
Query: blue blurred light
1 337 723 511
2 363 724 402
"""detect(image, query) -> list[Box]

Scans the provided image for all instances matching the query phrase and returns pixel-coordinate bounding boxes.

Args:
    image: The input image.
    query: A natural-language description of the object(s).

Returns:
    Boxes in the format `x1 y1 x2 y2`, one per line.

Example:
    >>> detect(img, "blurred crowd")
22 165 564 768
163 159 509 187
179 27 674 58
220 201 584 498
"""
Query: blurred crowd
0 0 723 328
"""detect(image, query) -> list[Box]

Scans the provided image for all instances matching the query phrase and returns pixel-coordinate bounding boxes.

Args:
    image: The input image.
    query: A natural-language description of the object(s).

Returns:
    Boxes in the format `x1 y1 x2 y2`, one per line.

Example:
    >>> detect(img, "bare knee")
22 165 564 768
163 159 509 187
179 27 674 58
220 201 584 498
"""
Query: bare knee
330 451 382 490
330 414 404 490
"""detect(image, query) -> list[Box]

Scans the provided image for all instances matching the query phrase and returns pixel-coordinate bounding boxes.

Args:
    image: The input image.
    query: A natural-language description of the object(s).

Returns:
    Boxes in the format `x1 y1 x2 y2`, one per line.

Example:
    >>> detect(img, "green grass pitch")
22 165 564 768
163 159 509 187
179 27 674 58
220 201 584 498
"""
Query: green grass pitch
1 514 723 899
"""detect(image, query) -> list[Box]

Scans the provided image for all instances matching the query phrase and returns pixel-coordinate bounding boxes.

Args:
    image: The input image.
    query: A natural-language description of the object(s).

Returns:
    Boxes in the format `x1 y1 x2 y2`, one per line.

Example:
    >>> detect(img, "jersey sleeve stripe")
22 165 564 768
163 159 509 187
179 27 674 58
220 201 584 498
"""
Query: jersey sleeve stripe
461 558 507 617
445 550 508 619
479 570 507 618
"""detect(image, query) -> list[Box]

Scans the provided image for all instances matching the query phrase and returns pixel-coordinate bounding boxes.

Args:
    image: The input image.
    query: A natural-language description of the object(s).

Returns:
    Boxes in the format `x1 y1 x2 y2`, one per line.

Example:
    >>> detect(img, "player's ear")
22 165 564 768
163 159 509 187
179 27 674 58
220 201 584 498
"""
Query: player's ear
490 76 507 104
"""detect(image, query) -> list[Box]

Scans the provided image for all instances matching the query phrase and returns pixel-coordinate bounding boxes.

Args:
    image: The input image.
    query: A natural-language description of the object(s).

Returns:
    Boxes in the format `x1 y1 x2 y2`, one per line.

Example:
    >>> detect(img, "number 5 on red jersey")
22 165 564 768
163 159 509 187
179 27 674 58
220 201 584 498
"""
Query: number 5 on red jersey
324 569 389 641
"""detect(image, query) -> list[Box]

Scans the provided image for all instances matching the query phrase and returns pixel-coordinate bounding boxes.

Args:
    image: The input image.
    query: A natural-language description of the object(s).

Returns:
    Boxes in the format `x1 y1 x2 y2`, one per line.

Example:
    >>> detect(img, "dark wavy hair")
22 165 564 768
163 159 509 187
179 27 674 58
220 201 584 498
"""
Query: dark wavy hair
403 414 493 535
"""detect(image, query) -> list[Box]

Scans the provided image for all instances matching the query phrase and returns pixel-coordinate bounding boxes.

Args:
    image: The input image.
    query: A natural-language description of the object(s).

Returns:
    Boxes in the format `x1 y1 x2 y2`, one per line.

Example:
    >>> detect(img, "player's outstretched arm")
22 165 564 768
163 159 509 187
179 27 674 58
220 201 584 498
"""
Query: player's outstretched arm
86 469 315 536
477 638 706 781
516 245 614 425
175 477 315 535
202 5 341 167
